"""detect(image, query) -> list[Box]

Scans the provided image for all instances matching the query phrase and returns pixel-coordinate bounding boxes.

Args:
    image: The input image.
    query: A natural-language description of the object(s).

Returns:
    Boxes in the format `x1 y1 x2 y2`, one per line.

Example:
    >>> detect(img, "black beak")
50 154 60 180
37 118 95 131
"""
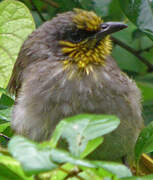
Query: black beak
95 22 128 40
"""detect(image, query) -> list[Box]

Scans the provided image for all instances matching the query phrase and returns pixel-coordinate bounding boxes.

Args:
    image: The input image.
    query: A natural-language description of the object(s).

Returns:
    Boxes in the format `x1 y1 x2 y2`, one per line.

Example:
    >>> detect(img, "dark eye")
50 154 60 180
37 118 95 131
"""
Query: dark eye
65 29 96 43
70 31 82 42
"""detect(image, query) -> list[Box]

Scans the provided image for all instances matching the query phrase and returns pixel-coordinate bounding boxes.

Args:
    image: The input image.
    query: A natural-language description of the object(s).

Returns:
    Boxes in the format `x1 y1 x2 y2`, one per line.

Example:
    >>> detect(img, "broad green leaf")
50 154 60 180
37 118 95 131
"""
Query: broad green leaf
0 107 12 122
112 22 147 73
0 0 35 88
132 29 145 40
107 0 124 21
0 154 32 180
8 136 57 175
50 114 120 157
80 137 103 158
8 136 132 178
39 163 75 180
50 149 95 168
119 0 153 41
135 121 153 163
0 94 14 108
93 0 112 17
8 136 97 175
92 161 132 178
71 169 102 180
79 0 112 17
1 126 13 147
77 0 94 11
49 121 66 148
0 87 7 94
0 122 10 133
137 81 153 101
143 99 153 124
135 72 153 84
53 0 80 11
76 166 120 180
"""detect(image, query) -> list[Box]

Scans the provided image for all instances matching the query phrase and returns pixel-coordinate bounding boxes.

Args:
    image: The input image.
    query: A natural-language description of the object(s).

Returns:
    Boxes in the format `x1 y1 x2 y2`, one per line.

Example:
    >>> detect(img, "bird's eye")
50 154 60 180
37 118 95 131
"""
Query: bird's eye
65 29 97 43
70 31 82 42
101 24 108 29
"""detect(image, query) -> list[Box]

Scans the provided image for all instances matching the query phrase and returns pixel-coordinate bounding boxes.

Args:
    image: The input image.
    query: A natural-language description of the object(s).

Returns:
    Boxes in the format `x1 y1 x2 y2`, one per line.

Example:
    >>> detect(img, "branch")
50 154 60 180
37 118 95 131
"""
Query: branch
59 167 84 180
40 0 59 8
0 133 10 141
111 37 153 72
137 45 153 54
30 0 46 22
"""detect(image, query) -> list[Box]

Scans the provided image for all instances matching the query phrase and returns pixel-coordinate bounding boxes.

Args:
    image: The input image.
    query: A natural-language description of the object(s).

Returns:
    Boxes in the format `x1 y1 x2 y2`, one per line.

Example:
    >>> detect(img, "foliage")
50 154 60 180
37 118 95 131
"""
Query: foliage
0 0 153 179
0 0 35 88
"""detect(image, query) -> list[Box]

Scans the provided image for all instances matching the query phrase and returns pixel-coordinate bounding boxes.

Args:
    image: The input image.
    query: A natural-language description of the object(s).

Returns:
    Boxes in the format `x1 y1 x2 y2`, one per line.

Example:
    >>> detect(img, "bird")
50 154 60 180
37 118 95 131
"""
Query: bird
8 9 144 166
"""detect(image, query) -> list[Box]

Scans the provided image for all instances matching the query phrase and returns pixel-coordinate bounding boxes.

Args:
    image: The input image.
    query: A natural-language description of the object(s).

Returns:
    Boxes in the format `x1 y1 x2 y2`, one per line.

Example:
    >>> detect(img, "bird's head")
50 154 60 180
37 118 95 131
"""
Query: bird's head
43 9 127 74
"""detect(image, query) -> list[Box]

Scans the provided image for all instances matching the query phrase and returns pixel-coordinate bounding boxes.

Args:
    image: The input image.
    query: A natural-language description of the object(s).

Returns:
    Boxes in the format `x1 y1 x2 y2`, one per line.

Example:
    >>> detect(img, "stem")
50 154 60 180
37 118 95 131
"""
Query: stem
111 37 153 72
40 0 59 8
30 0 46 22
0 133 10 141
137 45 153 53
59 167 84 180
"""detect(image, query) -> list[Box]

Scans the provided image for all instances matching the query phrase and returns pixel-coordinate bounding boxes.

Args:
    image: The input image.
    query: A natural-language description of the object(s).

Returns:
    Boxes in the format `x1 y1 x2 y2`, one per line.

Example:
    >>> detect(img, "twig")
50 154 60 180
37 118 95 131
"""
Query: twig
111 37 153 72
137 45 153 54
59 167 84 180
40 0 59 8
30 0 46 22
0 133 10 141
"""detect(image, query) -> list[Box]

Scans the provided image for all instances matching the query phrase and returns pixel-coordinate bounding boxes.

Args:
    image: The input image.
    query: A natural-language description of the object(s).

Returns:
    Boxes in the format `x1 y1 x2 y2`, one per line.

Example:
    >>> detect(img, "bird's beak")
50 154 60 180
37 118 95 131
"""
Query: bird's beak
95 22 128 41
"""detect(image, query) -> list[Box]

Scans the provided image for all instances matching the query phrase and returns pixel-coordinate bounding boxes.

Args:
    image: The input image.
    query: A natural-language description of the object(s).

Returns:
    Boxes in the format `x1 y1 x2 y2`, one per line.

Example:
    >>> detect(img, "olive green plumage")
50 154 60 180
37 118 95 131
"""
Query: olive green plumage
8 9 144 164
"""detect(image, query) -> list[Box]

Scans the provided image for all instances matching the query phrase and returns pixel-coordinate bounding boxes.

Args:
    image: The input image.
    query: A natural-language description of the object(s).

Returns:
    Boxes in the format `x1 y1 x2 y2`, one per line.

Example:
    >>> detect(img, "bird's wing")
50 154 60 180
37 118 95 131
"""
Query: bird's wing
7 51 25 97
7 35 35 97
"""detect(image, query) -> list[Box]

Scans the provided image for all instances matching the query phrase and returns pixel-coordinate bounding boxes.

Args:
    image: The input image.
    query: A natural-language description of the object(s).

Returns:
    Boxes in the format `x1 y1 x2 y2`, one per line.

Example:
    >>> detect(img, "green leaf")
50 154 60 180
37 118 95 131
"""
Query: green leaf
0 154 33 180
50 149 96 170
79 0 112 17
0 87 7 94
92 0 112 17
53 0 80 11
0 0 35 88
136 81 153 101
73 169 102 180
39 163 75 180
92 161 132 178
8 136 57 175
0 122 10 133
142 99 153 125
112 22 147 73
8 136 97 175
0 94 14 108
0 108 12 122
132 29 145 40
50 114 120 157
49 121 66 148
119 0 153 41
107 0 124 21
135 121 153 163
121 174 153 180
9 136 132 178
135 72 153 84
78 0 94 11
80 137 103 158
